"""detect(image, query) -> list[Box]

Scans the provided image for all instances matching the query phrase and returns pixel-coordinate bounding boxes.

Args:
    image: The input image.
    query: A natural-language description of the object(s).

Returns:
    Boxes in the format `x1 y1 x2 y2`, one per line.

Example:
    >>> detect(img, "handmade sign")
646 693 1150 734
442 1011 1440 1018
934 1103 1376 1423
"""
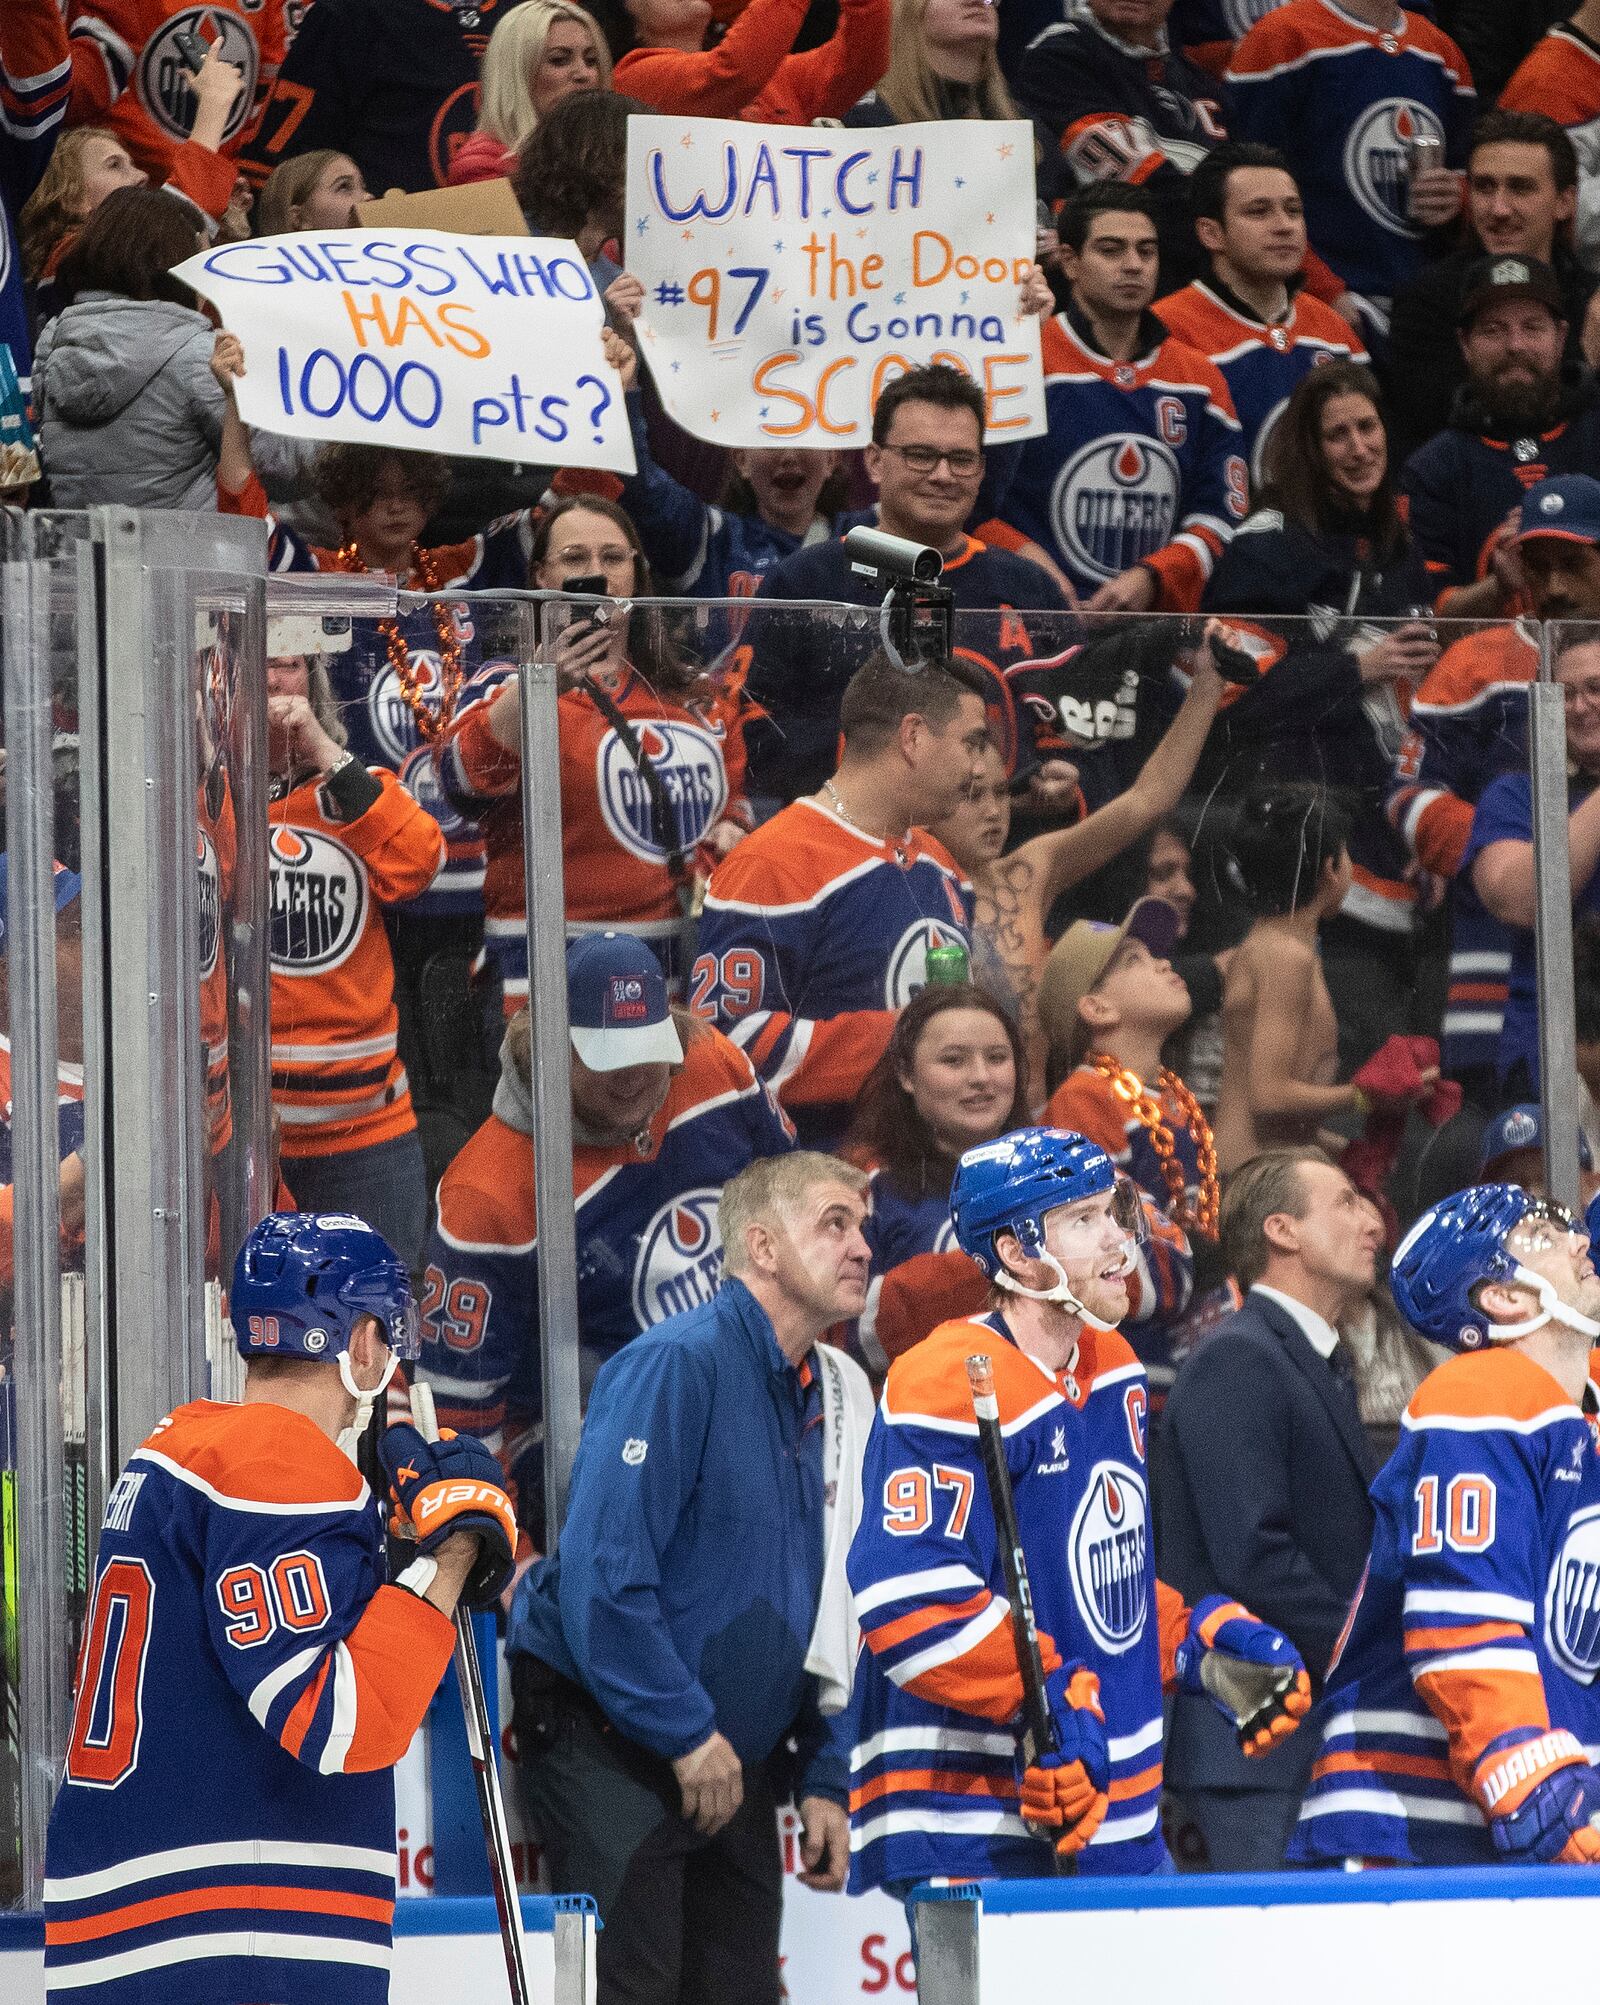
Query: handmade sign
625 115 1045 448
173 229 635 469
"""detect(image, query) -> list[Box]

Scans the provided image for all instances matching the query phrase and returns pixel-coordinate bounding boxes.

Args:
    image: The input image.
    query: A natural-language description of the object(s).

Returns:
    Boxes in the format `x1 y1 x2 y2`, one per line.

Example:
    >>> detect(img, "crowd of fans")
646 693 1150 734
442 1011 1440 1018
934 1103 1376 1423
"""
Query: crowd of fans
9 0 1600 1978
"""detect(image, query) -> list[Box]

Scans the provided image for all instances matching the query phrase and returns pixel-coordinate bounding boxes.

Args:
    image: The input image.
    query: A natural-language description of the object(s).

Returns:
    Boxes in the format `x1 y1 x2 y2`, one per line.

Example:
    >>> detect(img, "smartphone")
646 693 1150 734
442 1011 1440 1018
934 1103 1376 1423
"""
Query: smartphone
172 22 210 73
561 572 610 643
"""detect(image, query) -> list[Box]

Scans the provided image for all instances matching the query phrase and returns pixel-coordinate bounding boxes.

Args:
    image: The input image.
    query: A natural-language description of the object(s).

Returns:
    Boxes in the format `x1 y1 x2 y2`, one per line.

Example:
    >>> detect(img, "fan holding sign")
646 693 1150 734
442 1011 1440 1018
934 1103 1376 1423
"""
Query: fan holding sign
623 114 1047 450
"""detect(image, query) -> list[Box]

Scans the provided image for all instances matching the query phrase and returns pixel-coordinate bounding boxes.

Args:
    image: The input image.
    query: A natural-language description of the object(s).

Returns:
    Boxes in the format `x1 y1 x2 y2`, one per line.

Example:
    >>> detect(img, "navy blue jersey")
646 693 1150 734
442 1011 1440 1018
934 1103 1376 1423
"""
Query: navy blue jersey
43 1400 456 2004
1227 0 1474 305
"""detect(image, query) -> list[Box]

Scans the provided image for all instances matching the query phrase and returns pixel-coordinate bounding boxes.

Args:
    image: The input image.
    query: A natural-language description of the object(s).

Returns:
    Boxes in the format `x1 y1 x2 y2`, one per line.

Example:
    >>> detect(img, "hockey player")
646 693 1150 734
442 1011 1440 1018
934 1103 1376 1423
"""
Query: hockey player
1156 142 1369 488
1292 1184 1600 1867
694 651 987 1148
984 186 1249 614
847 1126 1309 1887
1016 0 1227 291
42 1211 517 2002
1226 0 1475 333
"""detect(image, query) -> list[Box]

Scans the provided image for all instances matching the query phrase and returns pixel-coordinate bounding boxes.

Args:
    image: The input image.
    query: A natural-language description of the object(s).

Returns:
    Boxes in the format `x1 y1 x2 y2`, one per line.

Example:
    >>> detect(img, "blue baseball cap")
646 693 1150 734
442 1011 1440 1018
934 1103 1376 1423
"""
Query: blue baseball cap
1478 1102 1593 1176
0 853 81 954
1519 476 1600 547
566 931 683 1072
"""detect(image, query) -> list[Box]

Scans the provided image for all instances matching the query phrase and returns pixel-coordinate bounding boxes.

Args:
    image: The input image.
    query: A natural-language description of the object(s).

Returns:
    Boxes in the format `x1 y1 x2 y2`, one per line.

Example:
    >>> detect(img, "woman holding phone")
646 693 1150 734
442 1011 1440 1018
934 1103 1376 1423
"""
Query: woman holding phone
438 496 756 1011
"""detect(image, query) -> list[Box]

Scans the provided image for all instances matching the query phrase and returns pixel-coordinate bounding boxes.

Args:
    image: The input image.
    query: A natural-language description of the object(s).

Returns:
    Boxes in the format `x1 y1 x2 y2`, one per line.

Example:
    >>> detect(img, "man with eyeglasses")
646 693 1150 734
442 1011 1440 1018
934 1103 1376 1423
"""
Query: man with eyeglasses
746 363 1071 812
1466 477 1600 1098
1291 1183 1600 1869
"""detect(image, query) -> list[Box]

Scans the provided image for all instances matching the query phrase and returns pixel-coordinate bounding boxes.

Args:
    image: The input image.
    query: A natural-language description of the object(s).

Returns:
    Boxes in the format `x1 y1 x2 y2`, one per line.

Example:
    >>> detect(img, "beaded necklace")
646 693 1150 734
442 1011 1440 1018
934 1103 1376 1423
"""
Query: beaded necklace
330 541 464 748
1089 1052 1220 1239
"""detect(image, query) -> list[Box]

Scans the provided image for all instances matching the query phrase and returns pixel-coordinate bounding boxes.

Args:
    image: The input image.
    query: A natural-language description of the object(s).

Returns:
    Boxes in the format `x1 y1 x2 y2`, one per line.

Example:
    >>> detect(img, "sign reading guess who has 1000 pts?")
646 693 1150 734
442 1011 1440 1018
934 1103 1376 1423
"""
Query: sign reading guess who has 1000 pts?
625 116 1046 448
173 229 637 471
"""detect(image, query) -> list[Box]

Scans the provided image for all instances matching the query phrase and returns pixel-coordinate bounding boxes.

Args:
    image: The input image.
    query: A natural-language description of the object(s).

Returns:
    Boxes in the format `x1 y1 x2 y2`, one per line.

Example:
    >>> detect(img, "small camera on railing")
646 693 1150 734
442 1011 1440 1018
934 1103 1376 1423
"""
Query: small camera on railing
844 526 945 585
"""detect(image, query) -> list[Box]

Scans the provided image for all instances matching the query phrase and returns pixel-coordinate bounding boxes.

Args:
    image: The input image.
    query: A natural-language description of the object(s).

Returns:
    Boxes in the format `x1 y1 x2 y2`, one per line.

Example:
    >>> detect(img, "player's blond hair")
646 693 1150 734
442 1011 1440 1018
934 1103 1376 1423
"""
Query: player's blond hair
719 1153 868 1276
476 0 613 153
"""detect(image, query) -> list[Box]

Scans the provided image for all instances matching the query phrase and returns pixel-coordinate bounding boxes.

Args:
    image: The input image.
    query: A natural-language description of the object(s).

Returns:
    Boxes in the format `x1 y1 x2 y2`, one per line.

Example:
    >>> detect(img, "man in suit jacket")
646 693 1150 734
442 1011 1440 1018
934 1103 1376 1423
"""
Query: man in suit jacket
1155 1148 1383 1870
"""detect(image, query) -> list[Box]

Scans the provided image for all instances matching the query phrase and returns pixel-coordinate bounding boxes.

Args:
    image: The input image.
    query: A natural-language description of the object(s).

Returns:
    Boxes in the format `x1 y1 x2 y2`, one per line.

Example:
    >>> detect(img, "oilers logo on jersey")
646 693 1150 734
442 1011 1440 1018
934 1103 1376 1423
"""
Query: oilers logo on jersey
137 8 259 140
398 742 475 848
1071 1461 1151 1654
1344 100 1443 237
197 828 221 981
886 916 969 1007
631 1188 725 1324
1053 436 1181 583
367 648 461 768
1548 1505 1600 1679
597 720 729 862
268 827 368 971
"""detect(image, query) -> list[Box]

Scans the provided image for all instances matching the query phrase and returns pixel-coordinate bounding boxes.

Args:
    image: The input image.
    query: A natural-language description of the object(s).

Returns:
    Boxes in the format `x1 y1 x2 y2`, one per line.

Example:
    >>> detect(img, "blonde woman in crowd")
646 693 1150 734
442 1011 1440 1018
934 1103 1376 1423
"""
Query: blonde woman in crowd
450 0 613 184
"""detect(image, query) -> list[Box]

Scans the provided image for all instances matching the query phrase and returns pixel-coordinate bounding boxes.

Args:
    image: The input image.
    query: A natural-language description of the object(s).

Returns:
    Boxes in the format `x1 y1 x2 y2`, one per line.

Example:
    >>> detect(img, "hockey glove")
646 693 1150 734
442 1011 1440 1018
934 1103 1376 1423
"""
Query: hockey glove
380 1422 517 1609
1174 1597 1311 1757
1018 1664 1111 1857
1475 1730 1600 1865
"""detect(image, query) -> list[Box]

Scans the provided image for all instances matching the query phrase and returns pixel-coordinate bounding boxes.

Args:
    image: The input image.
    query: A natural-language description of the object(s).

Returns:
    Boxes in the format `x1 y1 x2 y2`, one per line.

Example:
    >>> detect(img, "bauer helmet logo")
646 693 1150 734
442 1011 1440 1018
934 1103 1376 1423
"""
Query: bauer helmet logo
622 1438 648 1466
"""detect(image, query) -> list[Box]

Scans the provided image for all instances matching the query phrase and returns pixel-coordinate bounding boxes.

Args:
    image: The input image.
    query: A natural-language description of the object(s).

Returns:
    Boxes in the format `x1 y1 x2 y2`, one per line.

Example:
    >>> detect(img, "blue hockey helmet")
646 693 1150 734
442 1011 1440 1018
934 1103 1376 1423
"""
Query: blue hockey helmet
1391 1183 1594 1351
231 1212 420 1363
950 1126 1141 1322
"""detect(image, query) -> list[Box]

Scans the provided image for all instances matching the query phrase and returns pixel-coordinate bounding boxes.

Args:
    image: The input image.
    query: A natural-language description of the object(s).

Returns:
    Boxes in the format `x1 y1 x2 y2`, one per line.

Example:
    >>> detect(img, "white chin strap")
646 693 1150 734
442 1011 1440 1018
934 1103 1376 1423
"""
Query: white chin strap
336 1347 401 1464
993 1247 1132 1332
1489 1264 1600 1344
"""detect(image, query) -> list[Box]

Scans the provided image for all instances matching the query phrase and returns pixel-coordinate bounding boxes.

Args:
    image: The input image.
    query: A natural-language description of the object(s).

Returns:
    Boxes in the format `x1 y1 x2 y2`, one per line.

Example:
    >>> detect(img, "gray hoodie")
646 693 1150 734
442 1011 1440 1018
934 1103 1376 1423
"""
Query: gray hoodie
34 293 227 512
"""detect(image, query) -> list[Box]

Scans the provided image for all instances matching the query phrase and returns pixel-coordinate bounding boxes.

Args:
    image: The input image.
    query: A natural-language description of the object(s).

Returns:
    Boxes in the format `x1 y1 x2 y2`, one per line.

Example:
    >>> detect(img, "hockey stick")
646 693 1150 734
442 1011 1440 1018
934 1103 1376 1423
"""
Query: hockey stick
966 1354 1071 1875
409 1382 532 2005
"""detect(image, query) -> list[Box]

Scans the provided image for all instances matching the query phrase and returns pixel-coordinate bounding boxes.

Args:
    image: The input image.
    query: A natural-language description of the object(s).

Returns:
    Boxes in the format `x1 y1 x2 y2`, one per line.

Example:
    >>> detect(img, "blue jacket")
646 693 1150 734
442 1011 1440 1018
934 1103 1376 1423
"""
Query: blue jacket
508 1277 846 1802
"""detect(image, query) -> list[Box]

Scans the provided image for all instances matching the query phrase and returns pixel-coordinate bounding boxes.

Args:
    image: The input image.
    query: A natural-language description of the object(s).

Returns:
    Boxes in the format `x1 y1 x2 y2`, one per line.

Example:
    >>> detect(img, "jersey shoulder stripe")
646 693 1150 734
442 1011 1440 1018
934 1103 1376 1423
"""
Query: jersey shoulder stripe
1403 1348 1583 1430
883 1317 1061 1433
135 1402 369 1513
1410 627 1536 714
1502 28 1600 120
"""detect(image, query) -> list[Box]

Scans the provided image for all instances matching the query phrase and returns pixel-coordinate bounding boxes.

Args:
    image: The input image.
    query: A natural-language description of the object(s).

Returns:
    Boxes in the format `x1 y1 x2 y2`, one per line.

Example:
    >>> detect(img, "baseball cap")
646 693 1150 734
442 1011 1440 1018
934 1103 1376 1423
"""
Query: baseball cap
1478 1103 1594 1177
1519 474 1600 547
1038 896 1184 1049
0 853 82 954
566 931 684 1073
1457 254 1565 330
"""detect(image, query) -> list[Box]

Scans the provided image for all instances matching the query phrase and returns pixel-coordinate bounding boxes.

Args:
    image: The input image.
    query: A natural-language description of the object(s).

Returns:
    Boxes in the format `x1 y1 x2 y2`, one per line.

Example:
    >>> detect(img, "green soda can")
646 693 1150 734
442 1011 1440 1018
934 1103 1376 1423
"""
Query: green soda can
925 941 970 986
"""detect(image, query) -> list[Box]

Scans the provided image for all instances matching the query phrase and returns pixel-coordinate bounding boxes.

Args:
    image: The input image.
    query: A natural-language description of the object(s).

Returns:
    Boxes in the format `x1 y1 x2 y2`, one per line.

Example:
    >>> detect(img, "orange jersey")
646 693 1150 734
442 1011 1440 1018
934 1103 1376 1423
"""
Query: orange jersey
64 0 287 189
441 663 752 1004
268 767 442 1158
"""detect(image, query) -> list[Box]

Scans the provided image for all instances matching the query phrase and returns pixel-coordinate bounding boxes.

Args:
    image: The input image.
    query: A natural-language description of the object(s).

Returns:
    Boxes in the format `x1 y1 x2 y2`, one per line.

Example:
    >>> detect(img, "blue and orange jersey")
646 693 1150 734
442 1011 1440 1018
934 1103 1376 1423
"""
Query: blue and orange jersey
1042 1062 1201 1398
268 767 443 1158
1171 0 1285 72
42 1399 456 2004
1154 278 1367 489
417 1021 794 1518
1291 1347 1600 1867
2 0 70 382
1226 0 1474 303
847 1307 1189 1889
1387 623 1533 1076
441 661 754 1007
986 305 1248 611
693 797 973 1147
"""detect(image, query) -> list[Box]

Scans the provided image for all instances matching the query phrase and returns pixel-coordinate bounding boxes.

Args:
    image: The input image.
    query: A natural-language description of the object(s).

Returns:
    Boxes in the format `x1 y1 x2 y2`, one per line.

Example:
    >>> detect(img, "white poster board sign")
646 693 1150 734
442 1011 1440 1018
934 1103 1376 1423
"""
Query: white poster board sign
174 229 635 469
625 116 1045 448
